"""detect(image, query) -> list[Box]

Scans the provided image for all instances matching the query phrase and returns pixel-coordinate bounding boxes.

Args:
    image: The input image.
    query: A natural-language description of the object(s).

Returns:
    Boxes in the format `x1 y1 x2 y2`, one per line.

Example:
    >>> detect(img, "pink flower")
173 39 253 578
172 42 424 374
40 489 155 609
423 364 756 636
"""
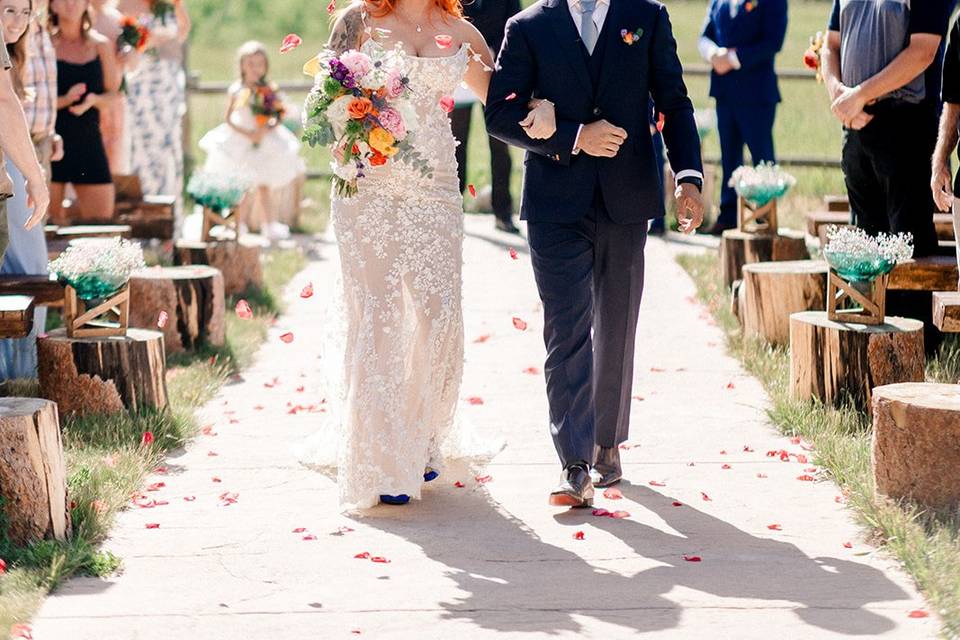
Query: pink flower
378 107 407 140
385 69 405 99
339 50 373 79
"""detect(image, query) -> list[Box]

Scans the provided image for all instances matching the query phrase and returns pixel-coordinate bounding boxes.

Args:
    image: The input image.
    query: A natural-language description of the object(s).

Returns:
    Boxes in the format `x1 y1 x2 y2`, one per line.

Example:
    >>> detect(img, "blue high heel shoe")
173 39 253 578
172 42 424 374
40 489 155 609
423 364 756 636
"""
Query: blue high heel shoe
379 494 410 505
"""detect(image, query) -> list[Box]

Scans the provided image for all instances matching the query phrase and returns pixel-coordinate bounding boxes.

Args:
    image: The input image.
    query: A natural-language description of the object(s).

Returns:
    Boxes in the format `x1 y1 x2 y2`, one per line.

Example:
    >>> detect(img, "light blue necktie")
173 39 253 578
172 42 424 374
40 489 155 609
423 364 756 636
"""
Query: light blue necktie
580 0 599 55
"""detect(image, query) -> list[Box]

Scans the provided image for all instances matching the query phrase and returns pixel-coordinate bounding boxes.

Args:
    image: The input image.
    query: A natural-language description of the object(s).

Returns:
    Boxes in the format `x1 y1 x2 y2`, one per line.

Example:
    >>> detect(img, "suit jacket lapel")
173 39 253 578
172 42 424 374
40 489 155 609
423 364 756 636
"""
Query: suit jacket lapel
545 0 593 96
595 0 627 102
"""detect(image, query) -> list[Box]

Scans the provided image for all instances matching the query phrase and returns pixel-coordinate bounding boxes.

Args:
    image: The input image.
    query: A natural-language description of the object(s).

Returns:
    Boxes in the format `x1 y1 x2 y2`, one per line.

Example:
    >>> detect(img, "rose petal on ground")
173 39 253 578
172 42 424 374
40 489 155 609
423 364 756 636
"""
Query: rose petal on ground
292 527 307 533
592 508 611 517
434 34 453 48
467 396 484 405
682 555 701 562
790 436 801 445
843 541 853 549
300 282 314 298
354 552 371 559
334 526 355 535
326 0 337 13
649 480 666 487
632 395 644 401
610 510 630 519
650 367 666 372
468 183 477 198
767 524 782 531
0 559 7 574
512 317 528 331
154 466 168 474
212 476 222 483
235 299 253 319
523 366 541 375
700 492 711 501
157 311 168 328
201 425 217 436
208 451 219 457
725 382 735 389
796 474 815 482
756 473 768 478
473 334 491 343
672 501 683 507
302 534 317 541
804 467 818 473
9 623 31 639
796 454 809 464
280 332 295 343
141 431 154 446
371 556 391 563
908 610 929 619
475 475 493 484
439 96 455 113
573 530 585 540
183 496 196 502
454 481 465 488
720 450 727 455
146 482 165 492
603 487 623 500
145 523 160 529
743 445 754 452
721 464 732 470
508 247 519 261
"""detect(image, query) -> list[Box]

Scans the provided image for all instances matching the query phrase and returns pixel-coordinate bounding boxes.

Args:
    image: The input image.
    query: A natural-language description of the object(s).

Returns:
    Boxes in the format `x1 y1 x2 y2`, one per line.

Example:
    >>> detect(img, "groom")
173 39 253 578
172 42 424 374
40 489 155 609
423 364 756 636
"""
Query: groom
485 0 705 507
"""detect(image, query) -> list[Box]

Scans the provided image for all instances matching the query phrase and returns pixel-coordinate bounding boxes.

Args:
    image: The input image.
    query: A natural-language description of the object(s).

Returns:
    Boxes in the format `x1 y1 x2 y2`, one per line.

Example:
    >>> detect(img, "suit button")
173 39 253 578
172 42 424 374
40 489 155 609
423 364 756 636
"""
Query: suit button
593 107 601 116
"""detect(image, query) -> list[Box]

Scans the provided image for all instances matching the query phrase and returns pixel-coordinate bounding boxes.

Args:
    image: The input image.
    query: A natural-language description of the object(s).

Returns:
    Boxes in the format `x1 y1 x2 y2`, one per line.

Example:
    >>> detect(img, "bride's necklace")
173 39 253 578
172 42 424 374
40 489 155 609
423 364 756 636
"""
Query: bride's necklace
396 7 427 33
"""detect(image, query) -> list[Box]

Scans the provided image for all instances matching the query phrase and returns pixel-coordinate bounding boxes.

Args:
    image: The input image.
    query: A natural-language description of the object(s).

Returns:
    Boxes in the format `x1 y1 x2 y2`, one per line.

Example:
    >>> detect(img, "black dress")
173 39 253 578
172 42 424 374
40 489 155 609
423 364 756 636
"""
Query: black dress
51 57 112 185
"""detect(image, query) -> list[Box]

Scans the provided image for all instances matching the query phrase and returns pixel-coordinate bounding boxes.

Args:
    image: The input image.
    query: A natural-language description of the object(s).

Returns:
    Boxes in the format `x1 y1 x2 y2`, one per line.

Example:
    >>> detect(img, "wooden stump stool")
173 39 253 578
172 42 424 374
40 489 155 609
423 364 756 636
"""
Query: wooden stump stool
128 266 225 353
0 295 35 338
720 229 809 288
873 383 960 508
737 197 778 235
933 291 960 332
789 311 925 411
174 238 263 297
739 261 828 345
0 398 70 544
38 328 168 416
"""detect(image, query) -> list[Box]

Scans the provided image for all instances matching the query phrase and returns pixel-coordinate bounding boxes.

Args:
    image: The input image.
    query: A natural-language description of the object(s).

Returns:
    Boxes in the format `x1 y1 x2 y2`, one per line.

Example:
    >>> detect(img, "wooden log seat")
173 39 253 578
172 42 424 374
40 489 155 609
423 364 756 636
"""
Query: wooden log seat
0 275 65 307
789 311 925 411
37 328 168 416
872 383 960 509
933 291 960 332
0 398 71 544
719 229 809 289
0 295 35 339
128 265 225 353
887 256 959 292
823 195 849 212
174 238 264 297
739 261 828 345
806 212 954 245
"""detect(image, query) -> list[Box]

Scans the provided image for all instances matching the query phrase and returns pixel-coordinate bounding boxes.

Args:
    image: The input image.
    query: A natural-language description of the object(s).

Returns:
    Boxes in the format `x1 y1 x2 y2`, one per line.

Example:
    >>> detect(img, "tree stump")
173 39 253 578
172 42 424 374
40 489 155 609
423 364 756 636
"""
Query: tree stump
720 229 809 288
789 311 925 411
0 398 71 544
872 383 960 508
37 328 168 416
174 239 263 297
933 291 960 332
0 295 35 339
740 261 828 345
128 266 225 353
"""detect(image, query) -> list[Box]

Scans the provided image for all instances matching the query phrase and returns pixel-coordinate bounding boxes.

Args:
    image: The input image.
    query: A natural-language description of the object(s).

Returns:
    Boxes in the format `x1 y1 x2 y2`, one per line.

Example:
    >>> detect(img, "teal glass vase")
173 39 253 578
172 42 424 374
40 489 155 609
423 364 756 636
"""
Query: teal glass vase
823 249 896 283
60 271 127 301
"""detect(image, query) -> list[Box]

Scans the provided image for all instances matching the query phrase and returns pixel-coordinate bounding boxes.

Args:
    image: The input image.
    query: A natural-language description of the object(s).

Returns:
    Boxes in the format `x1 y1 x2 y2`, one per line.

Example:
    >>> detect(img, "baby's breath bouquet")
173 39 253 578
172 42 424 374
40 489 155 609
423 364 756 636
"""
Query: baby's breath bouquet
187 170 251 213
823 226 914 282
729 162 796 207
49 238 145 301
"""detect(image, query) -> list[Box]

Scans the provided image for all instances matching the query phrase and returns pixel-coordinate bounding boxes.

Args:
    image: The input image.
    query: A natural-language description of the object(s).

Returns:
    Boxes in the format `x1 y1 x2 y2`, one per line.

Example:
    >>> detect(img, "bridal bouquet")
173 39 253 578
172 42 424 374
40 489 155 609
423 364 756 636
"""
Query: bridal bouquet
729 162 796 207
301 44 429 198
49 238 146 301
823 226 914 282
803 31 825 83
150 0 176 24
117 16 149 53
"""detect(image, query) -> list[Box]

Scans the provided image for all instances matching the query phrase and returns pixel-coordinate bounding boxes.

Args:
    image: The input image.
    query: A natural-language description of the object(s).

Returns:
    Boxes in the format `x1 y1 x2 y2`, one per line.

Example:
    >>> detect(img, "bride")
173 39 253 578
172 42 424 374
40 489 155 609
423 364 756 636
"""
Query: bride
307 0 555 509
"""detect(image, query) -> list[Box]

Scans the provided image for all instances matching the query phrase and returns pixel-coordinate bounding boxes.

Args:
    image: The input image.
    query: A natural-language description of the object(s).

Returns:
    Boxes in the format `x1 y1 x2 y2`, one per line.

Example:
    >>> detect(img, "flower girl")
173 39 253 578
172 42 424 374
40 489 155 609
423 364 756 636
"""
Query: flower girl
198 40 304 240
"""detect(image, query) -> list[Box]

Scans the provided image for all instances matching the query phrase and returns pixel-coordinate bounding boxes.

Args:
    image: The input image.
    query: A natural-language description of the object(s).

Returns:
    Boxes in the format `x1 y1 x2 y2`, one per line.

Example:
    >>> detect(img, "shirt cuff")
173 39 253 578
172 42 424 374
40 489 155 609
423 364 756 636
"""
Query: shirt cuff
727 49 742 70
697 36 718 63
572 123 584 154
675 169 704 186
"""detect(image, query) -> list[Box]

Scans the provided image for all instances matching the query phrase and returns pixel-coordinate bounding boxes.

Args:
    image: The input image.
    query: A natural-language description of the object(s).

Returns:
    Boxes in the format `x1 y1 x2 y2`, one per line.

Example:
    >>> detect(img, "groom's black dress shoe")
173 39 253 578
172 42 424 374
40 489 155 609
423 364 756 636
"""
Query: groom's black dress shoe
495 218 521 234
549 464 594 508
590 446 623 488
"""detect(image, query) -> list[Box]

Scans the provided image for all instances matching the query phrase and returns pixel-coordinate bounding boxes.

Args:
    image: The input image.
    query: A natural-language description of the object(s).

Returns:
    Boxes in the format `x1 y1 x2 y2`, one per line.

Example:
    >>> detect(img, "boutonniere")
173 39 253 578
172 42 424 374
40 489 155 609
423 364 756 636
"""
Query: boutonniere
745 0 758 12
620 27 644 45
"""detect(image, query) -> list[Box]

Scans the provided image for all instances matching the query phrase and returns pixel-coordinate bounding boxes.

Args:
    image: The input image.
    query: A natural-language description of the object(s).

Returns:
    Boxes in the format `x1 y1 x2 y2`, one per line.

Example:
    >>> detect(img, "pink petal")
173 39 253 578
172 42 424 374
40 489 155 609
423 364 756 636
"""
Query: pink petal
796 474 815 482
454 481 465 488
326 0 337 14
843 541 853 549
721 464 732 470
439 96 455 113
649 480 666 487
505 92 517 101
767 524 782 531
354 552 371 559
700 492 711 501
145 523 160 529
467 396 484 405
280 34 302 54
434 34 453 49
475 475 493 484
157 311 168 328
509 248 518 260
371 556 391 563
292 527 307 533
512 317 528 331
303 534 318 541
473 334 491 343
280 332 295 343
591 508 611 517
602 487 623 500
183 496 196 502
523 366 541 375
908 610 929 619
300 283 314 298
610 510 630 519
235 299 253 319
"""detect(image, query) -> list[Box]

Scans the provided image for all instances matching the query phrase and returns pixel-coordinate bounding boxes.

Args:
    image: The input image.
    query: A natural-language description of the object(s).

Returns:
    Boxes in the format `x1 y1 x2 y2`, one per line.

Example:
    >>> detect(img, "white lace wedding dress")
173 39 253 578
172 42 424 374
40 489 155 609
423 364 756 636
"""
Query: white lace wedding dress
299 34 498 509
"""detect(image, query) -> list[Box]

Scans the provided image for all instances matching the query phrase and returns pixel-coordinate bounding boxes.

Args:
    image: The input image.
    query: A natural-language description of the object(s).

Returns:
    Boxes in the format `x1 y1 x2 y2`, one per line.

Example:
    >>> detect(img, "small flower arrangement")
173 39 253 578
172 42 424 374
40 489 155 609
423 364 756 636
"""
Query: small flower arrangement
187 170 251 213
695 108 716 141
49 238 146 300
620 27 643 45
823 226 914 282
150 0 176 25
118 16 149 53
729 161 796 207
242 81 287 128
301 44 430 198
803 31 824 83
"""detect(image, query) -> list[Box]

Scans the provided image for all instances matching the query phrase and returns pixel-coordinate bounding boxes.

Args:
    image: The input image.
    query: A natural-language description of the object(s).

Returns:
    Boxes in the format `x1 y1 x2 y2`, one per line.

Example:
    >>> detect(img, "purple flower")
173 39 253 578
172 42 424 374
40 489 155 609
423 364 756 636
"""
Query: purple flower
329 59 357 89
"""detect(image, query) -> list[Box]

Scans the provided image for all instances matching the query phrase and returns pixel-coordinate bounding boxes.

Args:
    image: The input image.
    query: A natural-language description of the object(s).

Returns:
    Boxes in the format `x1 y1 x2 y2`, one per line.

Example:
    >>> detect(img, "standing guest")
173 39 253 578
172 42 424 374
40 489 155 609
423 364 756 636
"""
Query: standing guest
822 0 948 258
22 0 64 179
450 0 520 234
0 5 49 262
699 0 787 235
1 0 49 379
117 0 189 232
48 0 120 223
932 10 960 285
90 0 125 173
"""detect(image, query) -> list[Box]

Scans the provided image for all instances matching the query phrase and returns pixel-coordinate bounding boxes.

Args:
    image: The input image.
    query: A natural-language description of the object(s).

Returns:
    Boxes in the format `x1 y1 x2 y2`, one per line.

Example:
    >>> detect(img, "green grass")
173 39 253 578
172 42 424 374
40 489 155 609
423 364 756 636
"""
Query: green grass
182 0 841 230
678 252 960 638
0 248 306 636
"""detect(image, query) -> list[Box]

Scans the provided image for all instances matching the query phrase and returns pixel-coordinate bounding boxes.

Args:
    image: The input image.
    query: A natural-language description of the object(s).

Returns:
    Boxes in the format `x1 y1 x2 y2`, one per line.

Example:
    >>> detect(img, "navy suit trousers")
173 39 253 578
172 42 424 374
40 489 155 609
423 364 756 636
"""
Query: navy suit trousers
716 100 777 226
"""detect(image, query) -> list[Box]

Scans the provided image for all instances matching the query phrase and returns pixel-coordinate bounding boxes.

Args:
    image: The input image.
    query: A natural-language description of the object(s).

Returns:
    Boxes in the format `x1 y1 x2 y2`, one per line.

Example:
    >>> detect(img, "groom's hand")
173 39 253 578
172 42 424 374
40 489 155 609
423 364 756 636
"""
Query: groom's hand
575 120 627 158
675 183 705 234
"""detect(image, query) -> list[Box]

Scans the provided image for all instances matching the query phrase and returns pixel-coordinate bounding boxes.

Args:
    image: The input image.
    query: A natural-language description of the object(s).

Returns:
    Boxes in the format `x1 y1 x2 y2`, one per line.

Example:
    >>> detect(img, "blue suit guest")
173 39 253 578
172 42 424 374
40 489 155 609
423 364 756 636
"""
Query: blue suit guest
699 0 787 234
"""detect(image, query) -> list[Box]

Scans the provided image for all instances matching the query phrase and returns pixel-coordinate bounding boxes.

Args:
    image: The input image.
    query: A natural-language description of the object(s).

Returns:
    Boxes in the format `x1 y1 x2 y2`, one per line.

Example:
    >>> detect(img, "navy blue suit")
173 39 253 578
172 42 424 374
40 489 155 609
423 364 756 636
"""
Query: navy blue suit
485 0 702 468
702 0 787 226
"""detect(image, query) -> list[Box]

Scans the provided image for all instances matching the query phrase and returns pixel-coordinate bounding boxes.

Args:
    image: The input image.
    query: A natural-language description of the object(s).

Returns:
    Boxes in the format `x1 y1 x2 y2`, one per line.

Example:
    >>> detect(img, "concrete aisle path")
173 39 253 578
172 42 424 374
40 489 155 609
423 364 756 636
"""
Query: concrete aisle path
32 218 936 639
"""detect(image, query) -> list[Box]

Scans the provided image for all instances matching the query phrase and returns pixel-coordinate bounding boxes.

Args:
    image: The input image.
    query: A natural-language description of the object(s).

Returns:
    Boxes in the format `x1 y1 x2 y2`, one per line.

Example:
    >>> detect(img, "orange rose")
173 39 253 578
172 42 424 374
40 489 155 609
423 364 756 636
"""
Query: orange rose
347 97 373 120
369 151 388 166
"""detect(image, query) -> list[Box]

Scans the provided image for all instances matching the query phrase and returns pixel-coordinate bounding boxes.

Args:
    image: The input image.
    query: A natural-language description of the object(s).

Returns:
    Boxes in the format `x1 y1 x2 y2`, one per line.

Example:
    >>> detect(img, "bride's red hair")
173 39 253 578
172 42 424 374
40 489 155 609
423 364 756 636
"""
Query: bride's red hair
366 0 463 19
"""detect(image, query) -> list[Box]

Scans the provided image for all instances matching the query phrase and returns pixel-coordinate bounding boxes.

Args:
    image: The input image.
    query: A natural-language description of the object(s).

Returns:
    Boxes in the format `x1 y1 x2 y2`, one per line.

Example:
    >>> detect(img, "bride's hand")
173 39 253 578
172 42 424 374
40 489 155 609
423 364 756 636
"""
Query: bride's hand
519 99 557 140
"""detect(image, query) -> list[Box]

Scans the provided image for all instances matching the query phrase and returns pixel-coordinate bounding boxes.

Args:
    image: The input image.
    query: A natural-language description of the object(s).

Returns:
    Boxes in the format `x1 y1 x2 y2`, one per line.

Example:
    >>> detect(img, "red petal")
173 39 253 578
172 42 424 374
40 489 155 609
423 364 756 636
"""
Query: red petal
467 396 484 405
0 559 7 574
303 534 318 541
296 385 305 392
292 527 307 533
650 367 666 373
843 541 853 549
512 317 528 331
146 482 165 492
235 299 253 319
742 445 754 452
354 552 371 559
610 510 630 519
573 530 585 540
145 523 160 529
523 366 541 375
672 501 683 507
721 464 732 470
796 474 815 482
720 450 727 455
439 96 455 113
468 183 477 198
475 475 493 484
473 334 491 343
649 480 666 487
591 508 611 517
371 556 391 563
700 492 711 501
725 382 735 389
682 555 701 562
183 496 196 502
509 247 518 260
280 332 295 343
154 466 168 474
796 454 809 464
505 92 517 101
767 524 782 531
280 33 302 54
602 487 623 500
454 481 465 488
655 112 665 132
326 0 337 14
157 310 168 328
908 610 929 619
141 431 154 446
300 282 314 298
201 425 218 436
434 34 453 49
